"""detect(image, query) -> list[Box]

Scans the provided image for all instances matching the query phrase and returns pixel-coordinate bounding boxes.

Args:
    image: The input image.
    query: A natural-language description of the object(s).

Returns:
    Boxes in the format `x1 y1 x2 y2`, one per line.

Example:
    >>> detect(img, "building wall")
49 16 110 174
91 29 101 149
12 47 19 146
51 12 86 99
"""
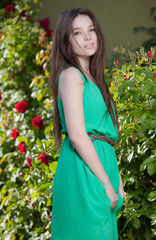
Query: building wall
36 0 156 60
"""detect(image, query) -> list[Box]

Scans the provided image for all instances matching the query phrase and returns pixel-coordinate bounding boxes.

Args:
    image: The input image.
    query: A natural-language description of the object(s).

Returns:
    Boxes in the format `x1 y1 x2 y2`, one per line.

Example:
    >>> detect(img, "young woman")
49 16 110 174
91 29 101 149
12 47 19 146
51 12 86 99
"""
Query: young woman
50 7 125 240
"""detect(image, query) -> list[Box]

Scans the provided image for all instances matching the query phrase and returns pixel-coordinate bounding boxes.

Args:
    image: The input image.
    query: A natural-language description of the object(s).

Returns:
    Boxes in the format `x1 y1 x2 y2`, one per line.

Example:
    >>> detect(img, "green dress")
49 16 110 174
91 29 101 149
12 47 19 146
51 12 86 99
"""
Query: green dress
51 67 123 240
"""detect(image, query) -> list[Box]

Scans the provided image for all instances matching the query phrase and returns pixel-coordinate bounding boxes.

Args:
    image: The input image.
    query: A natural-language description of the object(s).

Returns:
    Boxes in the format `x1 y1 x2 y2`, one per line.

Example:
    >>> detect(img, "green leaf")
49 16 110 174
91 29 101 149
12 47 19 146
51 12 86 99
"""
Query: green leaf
151 218 156 226
113 92 118 101
145 71 154 79
45 140 53 148
140 156 155 171
36 138 41 148
48 172 54 178
150 99 156 108
141 81 153 94
49 161 57 173
147 161 156 176
135 67 143 76
118 84 125 96
132 217 140 229
132 94 140 103
121 63 129 72
36 93 43 101
38 182 51 191
127 81 135 89
128 227 135 240
17 136 28 144
148 191 156 202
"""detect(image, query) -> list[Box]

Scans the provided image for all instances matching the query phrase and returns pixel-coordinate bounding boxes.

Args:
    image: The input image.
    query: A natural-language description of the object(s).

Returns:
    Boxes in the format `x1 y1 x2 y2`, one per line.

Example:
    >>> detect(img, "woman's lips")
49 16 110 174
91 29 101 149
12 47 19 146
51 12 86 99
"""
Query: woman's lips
84 43 94 49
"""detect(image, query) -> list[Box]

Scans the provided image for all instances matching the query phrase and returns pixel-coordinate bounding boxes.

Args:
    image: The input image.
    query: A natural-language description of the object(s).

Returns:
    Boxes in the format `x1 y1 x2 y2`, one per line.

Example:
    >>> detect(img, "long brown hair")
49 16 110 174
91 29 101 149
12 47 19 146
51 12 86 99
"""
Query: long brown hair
49 8 119 150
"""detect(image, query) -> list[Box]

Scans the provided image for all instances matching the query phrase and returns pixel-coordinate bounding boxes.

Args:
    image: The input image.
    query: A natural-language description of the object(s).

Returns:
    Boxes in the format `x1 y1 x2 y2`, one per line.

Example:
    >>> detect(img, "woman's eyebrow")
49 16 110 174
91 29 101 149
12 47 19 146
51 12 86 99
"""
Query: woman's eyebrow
73 24 94 31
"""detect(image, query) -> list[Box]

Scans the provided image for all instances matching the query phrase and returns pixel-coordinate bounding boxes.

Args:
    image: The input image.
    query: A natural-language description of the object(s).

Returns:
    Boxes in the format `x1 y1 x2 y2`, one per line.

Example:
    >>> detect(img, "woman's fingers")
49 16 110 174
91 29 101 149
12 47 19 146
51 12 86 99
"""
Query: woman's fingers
118 188 126 199
105 181 118 209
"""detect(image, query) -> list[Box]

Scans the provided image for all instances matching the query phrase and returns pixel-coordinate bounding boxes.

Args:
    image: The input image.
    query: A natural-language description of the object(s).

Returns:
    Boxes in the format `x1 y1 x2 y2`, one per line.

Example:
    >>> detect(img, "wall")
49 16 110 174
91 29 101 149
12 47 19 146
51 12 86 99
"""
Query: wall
36 0 156 61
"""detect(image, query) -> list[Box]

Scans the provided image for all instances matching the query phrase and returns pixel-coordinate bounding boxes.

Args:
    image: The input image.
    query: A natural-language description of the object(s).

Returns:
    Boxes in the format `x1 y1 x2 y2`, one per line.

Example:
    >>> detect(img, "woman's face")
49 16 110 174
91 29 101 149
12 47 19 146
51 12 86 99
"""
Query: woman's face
69 14 98 60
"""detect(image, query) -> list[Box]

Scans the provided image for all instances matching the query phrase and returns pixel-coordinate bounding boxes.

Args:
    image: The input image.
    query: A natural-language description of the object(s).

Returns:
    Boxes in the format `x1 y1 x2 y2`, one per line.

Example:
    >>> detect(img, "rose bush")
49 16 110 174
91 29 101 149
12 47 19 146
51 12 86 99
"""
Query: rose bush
0 0 58 239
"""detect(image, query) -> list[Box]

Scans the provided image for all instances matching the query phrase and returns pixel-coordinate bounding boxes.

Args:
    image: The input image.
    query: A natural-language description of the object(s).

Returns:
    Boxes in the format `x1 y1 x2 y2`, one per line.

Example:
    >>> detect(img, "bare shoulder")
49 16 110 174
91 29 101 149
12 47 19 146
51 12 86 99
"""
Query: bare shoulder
59 67 84 85
58 67 84 100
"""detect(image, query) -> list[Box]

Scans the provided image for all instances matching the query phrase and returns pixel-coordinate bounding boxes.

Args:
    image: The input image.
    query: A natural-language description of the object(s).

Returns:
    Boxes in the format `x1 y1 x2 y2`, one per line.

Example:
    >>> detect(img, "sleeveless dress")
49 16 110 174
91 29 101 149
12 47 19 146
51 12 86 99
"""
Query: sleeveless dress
51 67 123 240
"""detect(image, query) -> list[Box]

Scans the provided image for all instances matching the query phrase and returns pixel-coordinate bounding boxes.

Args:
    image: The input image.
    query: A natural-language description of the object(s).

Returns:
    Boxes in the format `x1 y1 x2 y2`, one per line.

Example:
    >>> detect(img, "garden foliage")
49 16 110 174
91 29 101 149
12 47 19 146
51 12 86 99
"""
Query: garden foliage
110 48 156 240
0 0 156 240
0 1 58 239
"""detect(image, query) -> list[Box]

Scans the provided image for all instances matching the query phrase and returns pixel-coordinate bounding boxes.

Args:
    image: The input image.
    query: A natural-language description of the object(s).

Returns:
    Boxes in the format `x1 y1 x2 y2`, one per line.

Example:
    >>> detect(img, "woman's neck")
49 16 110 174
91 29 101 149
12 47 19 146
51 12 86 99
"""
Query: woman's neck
78 56 90 74
78 56 96 83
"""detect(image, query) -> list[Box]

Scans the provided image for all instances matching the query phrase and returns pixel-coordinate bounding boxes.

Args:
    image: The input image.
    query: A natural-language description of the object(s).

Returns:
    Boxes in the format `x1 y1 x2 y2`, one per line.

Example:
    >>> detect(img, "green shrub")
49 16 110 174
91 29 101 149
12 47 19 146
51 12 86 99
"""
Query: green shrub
110 47 156 240
0 1 58 239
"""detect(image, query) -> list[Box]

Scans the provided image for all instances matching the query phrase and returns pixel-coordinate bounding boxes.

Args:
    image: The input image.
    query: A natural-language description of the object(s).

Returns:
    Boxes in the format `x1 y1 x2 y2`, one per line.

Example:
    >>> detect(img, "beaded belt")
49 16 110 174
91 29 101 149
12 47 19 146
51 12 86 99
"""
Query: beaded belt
88 133 116 146
65 133 116 147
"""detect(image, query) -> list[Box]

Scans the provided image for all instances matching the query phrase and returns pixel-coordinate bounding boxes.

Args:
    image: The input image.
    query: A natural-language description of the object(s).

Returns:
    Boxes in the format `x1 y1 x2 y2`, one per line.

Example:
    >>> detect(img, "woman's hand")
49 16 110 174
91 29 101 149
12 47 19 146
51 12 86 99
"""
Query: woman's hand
104 181 118 209
118 186 126 199
118 173 126 199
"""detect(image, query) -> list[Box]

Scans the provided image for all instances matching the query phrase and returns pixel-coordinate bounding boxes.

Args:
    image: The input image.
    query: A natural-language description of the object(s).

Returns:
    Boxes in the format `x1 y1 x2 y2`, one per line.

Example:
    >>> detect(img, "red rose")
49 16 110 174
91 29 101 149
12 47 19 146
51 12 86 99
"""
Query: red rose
5 3 15 13
148 51 153 58
15 101 28 113
38 154 49 165
39 66 44 72
153 72 156 78
123 74 127 78
38 18 50 29
0 35 3 40
116 60 120 65
19 142 26 154
20 10 26 17
134 53 138 58
45 28 54 37
0 93 1 100
26 158 32 168
32 116 44 130
32 204 36 209
12 129 19 140
32 43 36 48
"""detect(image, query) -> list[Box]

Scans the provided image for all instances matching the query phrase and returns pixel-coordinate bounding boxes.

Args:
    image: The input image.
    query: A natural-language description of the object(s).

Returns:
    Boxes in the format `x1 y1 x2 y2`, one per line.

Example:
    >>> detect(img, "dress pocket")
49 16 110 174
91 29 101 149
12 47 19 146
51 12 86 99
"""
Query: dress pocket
95 176 112 210
111 193 124 217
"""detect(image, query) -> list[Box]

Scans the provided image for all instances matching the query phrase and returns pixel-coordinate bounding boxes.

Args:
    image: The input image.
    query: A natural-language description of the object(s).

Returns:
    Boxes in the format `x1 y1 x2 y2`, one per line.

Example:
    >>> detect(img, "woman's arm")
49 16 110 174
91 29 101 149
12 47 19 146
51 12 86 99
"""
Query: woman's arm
59 67 118 209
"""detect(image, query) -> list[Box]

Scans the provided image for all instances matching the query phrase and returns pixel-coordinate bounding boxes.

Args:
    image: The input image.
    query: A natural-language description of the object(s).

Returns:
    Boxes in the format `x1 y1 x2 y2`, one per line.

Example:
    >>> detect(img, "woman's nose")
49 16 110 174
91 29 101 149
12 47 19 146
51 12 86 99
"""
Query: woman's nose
84 32 91 41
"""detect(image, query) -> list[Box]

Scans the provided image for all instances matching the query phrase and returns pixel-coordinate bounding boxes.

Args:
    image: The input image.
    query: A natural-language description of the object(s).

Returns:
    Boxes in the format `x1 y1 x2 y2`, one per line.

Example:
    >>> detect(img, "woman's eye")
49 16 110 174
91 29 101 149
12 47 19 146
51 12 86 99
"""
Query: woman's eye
74 32 81 35
90 28 95 32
